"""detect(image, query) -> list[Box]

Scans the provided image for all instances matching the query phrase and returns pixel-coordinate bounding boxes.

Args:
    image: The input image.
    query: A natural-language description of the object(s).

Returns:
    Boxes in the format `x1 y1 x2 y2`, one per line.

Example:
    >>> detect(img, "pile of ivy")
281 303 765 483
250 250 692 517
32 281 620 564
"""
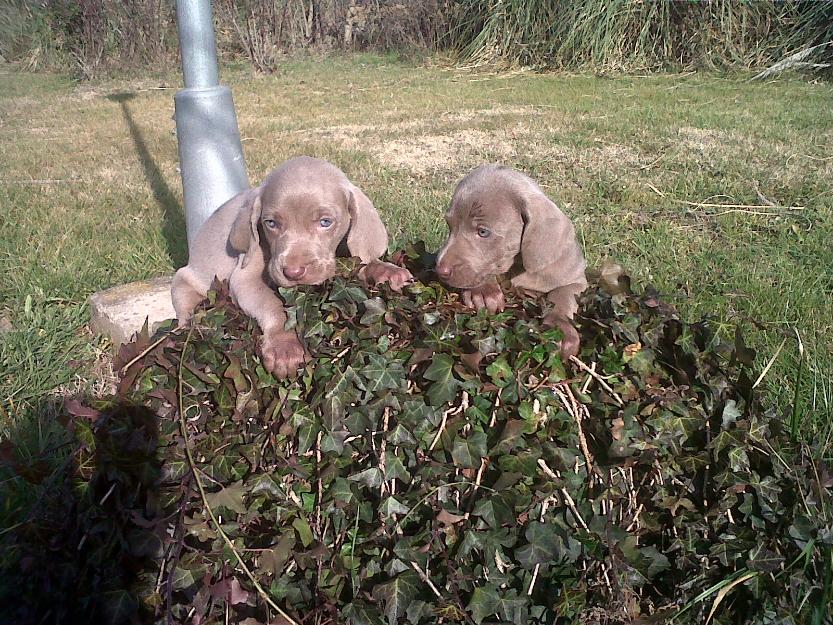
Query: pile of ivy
2 245 831 625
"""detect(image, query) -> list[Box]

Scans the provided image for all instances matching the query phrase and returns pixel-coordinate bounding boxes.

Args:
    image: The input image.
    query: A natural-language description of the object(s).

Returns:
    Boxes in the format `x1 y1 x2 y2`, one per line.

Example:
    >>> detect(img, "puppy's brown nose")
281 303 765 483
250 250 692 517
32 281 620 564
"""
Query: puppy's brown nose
435 262 453 280
283 265 306 280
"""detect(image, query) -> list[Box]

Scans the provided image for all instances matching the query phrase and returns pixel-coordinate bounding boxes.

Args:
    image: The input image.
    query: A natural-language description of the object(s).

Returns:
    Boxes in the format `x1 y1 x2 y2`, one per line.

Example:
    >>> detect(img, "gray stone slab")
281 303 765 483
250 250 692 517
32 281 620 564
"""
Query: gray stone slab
89 275 176 347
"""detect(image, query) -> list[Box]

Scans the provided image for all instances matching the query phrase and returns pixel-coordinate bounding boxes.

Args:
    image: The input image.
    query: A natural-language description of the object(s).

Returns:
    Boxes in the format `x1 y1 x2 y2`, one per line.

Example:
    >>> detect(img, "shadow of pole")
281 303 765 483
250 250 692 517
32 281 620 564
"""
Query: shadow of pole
108 92 189 268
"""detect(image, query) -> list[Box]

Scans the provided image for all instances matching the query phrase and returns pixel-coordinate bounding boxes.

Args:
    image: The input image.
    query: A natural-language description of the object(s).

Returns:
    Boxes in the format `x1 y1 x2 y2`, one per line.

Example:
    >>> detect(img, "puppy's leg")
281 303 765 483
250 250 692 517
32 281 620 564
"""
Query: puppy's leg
171 267 208 327
360 260 413 291
228 253 309 379
462 278 505 314
543 282 584 358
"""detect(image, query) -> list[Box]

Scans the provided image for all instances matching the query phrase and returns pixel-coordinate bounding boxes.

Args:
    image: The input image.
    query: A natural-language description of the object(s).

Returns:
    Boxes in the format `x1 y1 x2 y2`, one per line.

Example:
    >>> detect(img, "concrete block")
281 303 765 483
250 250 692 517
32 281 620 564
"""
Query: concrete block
89 275 176 347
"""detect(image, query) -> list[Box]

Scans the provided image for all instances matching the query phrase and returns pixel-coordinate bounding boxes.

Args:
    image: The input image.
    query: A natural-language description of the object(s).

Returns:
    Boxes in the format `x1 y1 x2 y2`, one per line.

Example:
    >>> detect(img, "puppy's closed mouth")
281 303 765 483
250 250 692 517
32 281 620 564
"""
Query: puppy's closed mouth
436 268 492 291
280 276 330 287
444 278 490 290
271 263 335 287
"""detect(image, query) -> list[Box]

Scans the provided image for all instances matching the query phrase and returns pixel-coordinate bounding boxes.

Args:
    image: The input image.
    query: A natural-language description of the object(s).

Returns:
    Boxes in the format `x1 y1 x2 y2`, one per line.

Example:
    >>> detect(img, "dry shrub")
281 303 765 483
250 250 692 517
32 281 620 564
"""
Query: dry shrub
3 0 445 76
4 0 830 77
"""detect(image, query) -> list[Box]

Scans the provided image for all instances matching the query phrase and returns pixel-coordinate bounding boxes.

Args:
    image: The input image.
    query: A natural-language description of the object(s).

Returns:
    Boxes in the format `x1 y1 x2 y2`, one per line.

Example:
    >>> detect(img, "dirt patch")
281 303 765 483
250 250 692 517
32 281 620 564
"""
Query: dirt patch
677 126 752 152
306 105 542 139
593 144 644 171
302 107 553 173
376 129 515 173
542 142 645 178
301 107 646 176
440 105 543 125
97 166 124 184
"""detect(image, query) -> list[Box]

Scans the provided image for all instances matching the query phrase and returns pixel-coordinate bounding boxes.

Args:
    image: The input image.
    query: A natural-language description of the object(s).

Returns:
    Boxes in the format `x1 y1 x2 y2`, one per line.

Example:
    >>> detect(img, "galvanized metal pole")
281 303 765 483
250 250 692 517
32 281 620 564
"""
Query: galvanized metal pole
174 0 248 254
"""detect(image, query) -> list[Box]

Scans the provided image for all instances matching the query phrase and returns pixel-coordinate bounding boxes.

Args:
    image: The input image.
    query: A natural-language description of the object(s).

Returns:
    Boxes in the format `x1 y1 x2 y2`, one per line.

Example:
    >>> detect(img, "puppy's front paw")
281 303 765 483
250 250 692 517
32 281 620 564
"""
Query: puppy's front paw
544 314 580 359
462 282 505 314
362 261 414 292
261 330 309 379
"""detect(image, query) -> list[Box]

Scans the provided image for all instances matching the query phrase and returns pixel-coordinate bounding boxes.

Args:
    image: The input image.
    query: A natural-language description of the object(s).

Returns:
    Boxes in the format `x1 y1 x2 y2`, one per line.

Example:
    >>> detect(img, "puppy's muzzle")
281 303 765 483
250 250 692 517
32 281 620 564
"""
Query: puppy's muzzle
282 265 307 281
435 260 453 280
271 255 335 287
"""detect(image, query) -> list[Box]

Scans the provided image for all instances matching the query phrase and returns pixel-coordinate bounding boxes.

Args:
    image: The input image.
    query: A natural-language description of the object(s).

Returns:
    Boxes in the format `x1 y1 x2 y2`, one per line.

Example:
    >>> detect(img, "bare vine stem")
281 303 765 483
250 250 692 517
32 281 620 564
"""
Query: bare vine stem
177 326 299 625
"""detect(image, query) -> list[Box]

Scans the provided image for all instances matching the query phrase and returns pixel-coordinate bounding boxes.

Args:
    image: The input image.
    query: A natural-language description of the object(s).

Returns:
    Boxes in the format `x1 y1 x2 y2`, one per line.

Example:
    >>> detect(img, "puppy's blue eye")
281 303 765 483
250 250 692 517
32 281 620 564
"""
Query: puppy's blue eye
477 226 491 238
263 219 278 229
319 217 334 228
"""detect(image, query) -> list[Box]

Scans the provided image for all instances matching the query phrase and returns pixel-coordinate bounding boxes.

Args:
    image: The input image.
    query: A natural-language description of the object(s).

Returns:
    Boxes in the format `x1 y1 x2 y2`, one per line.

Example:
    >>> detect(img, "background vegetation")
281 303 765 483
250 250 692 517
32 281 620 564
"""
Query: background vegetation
1 0 832 621
1 0 832 77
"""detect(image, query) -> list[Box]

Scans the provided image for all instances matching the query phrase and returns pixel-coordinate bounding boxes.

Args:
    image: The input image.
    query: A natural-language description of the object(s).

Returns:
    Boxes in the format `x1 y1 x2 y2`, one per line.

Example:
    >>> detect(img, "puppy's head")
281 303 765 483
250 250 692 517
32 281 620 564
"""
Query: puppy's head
230 156 388 287
434 165 525 289
435 165 575 292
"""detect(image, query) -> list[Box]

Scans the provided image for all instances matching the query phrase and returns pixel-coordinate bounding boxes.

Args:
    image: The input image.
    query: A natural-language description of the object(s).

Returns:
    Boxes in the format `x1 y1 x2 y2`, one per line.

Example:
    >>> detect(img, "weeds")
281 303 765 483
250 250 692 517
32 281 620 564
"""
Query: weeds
2 1 831 77
448 0 833 71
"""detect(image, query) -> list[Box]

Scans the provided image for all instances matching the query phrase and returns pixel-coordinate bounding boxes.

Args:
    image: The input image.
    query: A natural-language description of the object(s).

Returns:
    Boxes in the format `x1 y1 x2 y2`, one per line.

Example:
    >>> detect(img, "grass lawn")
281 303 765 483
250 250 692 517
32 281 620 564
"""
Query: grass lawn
1 53 832 515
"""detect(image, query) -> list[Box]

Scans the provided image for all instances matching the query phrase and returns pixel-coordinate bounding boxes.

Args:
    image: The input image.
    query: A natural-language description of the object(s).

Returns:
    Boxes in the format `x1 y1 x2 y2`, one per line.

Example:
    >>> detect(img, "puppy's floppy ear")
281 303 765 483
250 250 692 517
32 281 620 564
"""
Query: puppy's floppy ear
346 184 388 262
228 191 263 269
517 191 577 292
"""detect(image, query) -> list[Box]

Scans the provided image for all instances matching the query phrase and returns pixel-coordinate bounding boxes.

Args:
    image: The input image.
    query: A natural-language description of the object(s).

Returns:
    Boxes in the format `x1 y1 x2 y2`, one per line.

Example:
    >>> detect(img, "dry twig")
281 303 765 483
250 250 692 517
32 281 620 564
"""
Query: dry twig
570 356 624 406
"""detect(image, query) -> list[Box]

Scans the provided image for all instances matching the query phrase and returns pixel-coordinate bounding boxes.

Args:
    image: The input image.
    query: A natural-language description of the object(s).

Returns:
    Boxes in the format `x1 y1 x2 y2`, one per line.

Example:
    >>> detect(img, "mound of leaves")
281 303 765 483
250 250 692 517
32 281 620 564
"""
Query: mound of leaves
3 247 831 625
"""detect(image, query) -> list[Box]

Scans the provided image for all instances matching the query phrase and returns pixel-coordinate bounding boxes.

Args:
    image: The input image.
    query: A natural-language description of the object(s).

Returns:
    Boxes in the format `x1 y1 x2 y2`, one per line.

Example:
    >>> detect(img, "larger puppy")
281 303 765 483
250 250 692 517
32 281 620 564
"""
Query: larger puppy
172 156 412 378
435 165 587 357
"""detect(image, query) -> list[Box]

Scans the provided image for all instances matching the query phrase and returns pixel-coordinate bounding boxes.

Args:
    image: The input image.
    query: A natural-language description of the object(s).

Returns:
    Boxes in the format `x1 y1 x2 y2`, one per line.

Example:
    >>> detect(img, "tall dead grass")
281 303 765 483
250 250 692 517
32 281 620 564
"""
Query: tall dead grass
1 0 830 77
447 0 833 71
1 0 448 77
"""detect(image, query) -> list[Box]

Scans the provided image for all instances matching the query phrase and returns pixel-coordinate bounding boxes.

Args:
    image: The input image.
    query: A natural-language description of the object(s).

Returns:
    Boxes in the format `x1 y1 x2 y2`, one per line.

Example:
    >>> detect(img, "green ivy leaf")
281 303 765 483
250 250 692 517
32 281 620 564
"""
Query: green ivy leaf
388 424 417 446
349 467 384 488
746 545 784 573
467 585 500 624
343 601 385 625
292 405 318 454
491 419 530 454
383 451 412 483
170 566 197 591
406 599 432 624
360 297 387 325
362 353 405 392
372 570 421 625
100 590 137 625
293 517 314 547
380 496 410 518
423 353 460 406
721 399 742 429
204 481 247 515
472 494 513 529
451 431 487 468
485 357 513 387
515 522 561 567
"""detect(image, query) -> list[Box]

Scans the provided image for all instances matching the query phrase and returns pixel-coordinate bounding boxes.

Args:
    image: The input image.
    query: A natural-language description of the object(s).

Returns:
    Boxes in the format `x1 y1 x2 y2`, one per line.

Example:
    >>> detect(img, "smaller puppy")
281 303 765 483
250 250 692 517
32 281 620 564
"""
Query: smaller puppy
435 165 587 357
172 156 412 378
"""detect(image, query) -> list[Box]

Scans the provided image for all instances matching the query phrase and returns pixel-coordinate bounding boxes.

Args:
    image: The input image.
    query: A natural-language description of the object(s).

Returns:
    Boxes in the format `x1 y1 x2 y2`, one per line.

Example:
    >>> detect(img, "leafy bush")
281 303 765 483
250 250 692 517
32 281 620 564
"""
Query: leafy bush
1 248 831 624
